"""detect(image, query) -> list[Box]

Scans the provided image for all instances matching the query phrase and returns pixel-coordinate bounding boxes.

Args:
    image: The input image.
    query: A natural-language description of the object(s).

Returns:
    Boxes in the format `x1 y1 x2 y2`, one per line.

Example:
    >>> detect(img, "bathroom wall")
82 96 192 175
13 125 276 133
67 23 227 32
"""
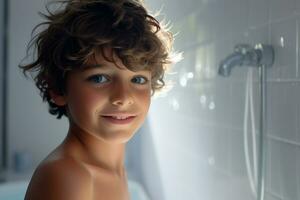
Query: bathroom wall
7 0 69 171
138 0 300 200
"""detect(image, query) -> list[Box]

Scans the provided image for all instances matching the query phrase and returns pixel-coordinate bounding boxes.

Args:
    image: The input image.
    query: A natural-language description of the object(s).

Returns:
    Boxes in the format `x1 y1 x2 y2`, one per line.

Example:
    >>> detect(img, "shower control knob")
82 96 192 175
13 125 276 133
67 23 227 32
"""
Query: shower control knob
254 43 274 67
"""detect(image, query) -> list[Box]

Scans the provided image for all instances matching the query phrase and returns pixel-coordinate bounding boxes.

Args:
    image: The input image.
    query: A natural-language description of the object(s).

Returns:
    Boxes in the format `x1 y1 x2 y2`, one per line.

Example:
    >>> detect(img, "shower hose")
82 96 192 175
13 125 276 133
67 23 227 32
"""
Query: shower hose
243 66 266 200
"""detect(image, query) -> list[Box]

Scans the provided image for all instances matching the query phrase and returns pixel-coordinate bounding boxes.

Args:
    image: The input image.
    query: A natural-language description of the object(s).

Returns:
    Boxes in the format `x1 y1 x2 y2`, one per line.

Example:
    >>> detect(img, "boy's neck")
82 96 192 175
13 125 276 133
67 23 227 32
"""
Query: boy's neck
61 123 127 178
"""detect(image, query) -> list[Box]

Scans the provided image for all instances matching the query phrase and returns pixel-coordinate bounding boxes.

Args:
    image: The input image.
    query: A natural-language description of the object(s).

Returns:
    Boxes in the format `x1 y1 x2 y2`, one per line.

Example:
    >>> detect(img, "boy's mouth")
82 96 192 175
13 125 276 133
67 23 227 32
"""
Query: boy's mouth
101 112 137 118
102 115 135 120
101 115 136 124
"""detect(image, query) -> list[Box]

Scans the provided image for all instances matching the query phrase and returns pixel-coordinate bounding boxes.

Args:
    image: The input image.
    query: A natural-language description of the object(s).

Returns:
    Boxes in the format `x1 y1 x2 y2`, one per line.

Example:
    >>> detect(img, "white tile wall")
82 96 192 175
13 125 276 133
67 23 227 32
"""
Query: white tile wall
269 139 300 200
269 0 297 22
264 193 282 200
267 82 299 142
248 0 269 29
269 18 297 80
142 0 300 199
297 147 300 198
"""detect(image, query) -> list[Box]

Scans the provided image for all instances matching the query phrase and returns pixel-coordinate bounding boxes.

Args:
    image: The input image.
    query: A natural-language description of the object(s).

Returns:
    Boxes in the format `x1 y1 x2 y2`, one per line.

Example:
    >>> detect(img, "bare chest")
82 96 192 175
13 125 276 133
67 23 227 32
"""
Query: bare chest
92 177 129 200
88 166 130 200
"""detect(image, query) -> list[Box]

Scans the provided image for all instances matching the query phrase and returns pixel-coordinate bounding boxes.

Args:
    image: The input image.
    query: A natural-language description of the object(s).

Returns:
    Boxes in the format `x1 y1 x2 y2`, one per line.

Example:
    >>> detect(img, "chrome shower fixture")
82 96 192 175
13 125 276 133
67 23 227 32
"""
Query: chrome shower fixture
218 44 274 77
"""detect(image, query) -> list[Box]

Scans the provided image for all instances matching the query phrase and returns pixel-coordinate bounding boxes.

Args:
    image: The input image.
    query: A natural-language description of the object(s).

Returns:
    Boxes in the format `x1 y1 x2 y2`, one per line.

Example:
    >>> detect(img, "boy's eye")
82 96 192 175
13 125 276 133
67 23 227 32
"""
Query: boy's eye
132 76 149 84
86 74 109 84
86 74 149 85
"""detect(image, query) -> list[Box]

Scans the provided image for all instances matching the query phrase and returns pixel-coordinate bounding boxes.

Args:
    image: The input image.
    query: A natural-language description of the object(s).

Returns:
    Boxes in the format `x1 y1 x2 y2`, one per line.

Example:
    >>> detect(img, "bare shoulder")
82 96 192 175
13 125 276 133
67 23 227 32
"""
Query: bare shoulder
25 158 93 200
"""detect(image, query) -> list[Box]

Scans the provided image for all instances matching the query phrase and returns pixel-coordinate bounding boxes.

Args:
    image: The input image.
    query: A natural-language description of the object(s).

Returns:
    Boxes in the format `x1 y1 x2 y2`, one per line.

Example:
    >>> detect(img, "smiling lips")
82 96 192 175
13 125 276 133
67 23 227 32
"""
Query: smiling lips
103 116 132 120
101 114 137 125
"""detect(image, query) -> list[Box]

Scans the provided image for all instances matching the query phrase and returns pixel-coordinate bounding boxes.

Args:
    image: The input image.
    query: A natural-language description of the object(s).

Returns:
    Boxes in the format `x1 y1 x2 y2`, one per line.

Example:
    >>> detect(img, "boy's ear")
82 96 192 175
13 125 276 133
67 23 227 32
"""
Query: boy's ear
49 90 67 106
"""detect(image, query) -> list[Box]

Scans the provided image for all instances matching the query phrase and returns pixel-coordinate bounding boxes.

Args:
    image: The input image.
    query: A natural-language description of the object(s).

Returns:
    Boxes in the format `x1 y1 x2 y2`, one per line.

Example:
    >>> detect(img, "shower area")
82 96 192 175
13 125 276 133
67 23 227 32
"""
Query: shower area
137 0 300 199
0 0 300 200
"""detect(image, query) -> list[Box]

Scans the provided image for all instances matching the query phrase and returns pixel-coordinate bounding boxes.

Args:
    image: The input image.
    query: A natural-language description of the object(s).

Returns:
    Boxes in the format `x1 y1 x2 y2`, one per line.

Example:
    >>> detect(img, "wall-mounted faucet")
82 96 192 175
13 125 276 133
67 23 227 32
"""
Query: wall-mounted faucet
218 44 274 77
218 43 275 200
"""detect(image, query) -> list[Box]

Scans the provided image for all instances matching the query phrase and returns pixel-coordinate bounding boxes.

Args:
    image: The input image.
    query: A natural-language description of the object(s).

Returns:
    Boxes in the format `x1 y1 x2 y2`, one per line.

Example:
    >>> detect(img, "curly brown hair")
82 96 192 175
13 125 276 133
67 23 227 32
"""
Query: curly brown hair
19 0 178 119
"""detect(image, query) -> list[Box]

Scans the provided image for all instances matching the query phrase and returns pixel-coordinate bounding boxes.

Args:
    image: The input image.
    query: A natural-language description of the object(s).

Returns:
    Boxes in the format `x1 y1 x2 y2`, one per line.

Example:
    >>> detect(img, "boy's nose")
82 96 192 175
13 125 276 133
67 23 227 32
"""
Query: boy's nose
110 84 134 106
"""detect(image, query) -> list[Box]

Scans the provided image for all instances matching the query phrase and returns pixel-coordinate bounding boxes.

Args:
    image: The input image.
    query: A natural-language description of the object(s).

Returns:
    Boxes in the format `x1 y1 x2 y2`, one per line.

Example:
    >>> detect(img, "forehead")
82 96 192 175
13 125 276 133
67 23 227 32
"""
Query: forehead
79 48 150 74
78 64 151 78
80 60 142 75
71 57 149 78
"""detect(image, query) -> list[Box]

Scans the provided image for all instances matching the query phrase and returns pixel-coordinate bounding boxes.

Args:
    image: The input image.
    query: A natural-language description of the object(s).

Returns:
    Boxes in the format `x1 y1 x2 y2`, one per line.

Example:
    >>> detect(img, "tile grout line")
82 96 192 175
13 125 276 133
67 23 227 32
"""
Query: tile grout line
267 134 300 147
265 189 284 200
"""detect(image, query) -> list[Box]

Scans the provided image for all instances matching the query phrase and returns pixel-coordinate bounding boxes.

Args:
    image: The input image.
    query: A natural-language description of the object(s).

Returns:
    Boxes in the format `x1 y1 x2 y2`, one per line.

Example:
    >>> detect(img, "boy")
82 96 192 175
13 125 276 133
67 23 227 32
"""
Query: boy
19 0 178 199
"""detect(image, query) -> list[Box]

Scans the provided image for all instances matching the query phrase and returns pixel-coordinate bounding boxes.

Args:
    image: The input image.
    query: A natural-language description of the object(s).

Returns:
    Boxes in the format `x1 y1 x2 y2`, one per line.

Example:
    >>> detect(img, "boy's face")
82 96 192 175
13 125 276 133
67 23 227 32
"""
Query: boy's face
56 51 152 144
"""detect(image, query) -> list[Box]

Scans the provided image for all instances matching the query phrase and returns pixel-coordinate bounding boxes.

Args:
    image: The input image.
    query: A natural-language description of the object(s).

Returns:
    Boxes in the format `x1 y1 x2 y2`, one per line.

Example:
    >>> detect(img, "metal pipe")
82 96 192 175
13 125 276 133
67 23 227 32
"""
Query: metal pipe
1 0 9 174
258 64 267 200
